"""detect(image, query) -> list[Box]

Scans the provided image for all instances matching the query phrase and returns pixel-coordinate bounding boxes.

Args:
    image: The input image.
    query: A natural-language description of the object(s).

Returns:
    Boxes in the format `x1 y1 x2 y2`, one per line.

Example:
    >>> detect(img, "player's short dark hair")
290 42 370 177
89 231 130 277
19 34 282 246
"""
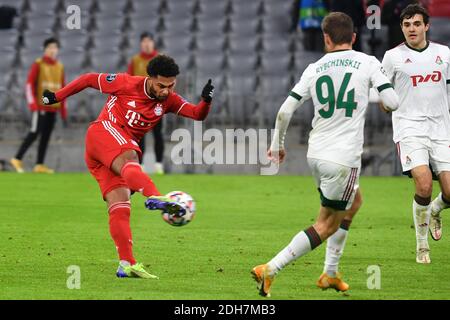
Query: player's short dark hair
321 12 354 45
140 31 154 41
400 4 429 26
43 37 59 49
147 54 180 78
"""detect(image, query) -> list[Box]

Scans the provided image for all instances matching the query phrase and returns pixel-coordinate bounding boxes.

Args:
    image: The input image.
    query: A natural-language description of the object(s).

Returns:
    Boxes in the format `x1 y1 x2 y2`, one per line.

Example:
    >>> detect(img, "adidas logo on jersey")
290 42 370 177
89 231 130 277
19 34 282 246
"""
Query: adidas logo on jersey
127 101 136 108
404 58 412 64
436 56 443 65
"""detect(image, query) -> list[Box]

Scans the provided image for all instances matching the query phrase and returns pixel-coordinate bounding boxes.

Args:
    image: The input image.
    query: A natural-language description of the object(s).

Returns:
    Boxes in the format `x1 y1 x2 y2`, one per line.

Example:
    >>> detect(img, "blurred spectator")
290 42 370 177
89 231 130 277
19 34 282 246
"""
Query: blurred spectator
0 4 17 29
298 0 329 51
10 38 66 174
127 32 165 174
381 0 419 49
329 0 366 52
427 0 450 17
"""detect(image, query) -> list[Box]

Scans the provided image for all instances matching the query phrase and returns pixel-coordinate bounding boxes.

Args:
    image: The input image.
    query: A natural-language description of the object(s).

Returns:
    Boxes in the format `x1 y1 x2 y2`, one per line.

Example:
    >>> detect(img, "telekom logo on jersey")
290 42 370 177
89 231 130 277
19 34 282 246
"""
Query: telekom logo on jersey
410 71 442 87
125 110 140 127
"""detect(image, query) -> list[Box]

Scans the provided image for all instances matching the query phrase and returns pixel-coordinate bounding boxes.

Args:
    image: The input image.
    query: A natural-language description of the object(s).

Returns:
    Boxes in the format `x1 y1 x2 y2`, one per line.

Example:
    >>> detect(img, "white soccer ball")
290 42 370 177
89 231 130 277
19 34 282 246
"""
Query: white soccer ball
162 191 196 227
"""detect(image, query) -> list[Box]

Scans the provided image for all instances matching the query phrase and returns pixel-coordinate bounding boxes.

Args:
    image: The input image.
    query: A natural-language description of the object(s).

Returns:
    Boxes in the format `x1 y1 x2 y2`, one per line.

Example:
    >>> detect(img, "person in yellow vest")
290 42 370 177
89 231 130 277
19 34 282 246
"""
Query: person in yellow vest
127 32 165 174
10 38 66 173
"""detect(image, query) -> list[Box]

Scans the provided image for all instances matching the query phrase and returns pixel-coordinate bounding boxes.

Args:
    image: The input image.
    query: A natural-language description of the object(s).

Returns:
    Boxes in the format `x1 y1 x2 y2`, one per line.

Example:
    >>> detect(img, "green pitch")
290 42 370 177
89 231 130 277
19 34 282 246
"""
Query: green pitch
0 172 449 300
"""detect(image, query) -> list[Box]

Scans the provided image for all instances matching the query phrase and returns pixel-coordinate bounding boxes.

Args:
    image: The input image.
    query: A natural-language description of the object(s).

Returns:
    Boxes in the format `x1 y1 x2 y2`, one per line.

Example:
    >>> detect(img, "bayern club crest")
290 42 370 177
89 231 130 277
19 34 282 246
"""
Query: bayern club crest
154 104 163 116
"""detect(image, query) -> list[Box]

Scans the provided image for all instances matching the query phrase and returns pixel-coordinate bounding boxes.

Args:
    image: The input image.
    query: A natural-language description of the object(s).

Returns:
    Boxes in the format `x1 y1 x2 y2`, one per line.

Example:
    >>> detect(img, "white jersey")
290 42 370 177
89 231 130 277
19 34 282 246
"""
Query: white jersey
382 41 450 142
291 50 393 167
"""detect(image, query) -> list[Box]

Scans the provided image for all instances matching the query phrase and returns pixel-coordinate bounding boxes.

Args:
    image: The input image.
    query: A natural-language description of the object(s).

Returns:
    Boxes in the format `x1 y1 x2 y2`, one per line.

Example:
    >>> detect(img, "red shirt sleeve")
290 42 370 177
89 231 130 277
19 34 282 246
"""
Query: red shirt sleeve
60 67 67 120
26 62 39 111
97 73 127 95
168 93 211 121
55 73 127 101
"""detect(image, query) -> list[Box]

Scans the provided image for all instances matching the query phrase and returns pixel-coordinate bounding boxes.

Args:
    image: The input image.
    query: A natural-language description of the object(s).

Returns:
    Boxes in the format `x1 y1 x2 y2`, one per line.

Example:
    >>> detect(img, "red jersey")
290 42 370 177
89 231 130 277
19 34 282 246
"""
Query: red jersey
55 72 211 141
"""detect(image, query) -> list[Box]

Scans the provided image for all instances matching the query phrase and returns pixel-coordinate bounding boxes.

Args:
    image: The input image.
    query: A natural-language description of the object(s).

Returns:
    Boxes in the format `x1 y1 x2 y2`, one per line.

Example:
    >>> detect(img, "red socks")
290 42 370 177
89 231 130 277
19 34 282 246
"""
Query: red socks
120 161 161 197
109 162 160 264
108 201 136 265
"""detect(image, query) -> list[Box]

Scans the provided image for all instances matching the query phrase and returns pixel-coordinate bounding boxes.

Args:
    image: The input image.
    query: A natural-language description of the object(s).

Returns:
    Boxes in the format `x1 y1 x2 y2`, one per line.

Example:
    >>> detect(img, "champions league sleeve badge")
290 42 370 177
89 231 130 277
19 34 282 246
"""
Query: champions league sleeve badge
106 74 117 82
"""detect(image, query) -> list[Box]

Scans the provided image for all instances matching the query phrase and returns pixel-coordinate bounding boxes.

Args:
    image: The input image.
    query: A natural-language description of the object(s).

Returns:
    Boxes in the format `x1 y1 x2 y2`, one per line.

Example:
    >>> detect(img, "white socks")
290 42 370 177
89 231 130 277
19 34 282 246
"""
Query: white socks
324 227 349 277
431 192 449 216
413 199 431 250
267 231 313 276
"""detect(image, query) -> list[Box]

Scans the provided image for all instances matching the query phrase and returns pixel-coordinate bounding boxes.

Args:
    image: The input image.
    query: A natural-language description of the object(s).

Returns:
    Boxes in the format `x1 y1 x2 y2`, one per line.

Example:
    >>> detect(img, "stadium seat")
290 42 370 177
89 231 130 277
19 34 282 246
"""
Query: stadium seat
231 1 260 20
260 53 291 77
92 13 124 34
129 14 159 35
165 17 191 35
95 0 123 16
129 0 160 18
26 0 59 15
196 35 224 55
24 15 55 32
58 32 89 51
20 49 44 69
231 18 259 38
58 48 87 77
165 0 193 18
91 31 123 51
228 35 258 54
0 29 19 51
197 0 227 18
195 53 225 79
261 34 290 55
0 50 15 75
164 34 191 57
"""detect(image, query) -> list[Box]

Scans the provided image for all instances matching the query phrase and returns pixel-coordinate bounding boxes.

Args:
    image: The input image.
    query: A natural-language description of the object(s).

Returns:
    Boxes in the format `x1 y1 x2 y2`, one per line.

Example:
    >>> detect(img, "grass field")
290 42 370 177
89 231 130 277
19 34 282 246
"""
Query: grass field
0 172 449 300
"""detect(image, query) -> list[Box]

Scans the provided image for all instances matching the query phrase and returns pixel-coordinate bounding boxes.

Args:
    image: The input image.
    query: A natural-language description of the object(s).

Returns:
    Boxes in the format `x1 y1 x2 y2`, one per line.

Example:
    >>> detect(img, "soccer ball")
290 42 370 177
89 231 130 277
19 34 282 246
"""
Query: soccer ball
162 191 196 227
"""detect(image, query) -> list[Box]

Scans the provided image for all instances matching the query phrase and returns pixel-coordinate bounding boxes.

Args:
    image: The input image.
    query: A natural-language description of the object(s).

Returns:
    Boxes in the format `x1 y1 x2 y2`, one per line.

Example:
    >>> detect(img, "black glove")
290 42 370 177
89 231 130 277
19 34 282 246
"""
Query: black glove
201 79 214 103
42 89 58 105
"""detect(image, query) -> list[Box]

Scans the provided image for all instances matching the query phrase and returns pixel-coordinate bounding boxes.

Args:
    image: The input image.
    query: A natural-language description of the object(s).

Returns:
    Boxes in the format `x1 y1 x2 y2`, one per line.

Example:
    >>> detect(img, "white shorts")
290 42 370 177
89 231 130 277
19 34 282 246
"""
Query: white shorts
307 158 360 211
396 137 450 175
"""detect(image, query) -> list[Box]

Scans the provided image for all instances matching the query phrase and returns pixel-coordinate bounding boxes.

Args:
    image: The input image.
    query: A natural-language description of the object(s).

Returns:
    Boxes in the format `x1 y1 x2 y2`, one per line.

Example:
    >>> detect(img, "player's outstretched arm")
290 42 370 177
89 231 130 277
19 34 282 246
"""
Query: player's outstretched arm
269 95 303 164
41 73 106 105
175 79 214 120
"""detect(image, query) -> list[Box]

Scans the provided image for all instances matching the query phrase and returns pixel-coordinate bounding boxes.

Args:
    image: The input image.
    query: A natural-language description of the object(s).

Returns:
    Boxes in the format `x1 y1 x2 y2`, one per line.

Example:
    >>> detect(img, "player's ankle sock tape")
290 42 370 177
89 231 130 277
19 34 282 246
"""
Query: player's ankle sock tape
339 219 352 231
414 194 431 206
304 226 322 250
120 161 160 197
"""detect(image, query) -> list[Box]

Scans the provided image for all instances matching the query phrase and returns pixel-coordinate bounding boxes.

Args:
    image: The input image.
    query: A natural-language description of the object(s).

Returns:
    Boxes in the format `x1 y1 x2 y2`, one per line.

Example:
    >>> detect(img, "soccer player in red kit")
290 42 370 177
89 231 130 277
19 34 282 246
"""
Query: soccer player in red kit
41 55 214 278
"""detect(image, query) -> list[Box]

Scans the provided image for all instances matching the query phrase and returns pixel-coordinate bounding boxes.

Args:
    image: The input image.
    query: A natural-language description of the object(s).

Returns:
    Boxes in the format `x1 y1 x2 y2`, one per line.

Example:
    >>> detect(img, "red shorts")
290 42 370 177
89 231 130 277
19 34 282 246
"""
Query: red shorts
85 120 142 199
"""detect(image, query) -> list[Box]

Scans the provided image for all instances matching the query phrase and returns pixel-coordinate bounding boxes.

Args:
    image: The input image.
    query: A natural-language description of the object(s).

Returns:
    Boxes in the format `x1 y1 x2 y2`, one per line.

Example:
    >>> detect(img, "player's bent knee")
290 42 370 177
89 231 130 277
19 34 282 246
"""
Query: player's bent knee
105 187 131 208
111 150 140 175
416 183 433 198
